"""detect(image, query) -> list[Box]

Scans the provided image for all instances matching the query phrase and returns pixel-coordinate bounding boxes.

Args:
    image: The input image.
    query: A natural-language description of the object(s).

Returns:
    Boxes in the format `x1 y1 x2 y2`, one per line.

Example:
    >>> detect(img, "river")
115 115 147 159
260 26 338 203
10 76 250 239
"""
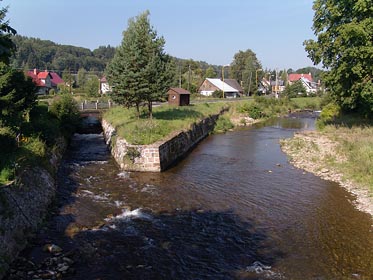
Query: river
9 116 373 279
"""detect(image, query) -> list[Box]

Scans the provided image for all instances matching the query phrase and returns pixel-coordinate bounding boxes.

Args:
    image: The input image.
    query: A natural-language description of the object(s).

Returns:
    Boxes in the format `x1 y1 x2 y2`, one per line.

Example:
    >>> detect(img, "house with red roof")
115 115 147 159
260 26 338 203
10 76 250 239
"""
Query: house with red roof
26 69 64 94
288 73 318 94
288 73 313 83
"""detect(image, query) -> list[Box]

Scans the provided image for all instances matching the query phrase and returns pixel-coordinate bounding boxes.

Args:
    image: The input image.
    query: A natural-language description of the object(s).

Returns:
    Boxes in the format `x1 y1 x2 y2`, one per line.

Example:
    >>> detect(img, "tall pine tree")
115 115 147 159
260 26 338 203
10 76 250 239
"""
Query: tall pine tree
0 3 16 64
0 2 36 128
106 11 174 118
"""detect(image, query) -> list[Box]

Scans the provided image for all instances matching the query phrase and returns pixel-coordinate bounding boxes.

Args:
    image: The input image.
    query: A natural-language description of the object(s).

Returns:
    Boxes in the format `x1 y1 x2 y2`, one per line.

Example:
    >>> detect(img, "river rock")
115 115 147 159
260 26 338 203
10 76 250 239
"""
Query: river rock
43 244 63 253
57 265 69 272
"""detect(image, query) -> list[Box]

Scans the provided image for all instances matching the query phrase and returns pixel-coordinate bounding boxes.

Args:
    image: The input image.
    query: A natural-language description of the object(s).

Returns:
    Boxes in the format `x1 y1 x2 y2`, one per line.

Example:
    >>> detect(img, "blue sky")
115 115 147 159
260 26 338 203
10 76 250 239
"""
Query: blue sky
3 0 316 70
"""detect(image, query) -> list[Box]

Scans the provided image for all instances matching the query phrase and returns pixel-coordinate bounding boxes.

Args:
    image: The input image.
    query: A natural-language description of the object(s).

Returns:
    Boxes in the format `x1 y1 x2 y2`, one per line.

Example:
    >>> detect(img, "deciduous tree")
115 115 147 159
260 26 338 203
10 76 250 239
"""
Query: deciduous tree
230 49 262 95
283 80 307 98
304 0 373 116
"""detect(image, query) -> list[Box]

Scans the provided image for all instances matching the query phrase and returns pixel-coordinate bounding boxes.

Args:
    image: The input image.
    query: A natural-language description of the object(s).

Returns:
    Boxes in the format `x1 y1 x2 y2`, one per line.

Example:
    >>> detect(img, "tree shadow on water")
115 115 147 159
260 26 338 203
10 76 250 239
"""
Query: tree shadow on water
5 126 284 280
66 209 284 280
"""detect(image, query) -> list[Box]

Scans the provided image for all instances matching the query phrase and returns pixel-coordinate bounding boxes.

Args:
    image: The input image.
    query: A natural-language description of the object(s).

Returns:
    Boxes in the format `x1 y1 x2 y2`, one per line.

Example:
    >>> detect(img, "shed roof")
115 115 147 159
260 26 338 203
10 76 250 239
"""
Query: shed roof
168 87 191 95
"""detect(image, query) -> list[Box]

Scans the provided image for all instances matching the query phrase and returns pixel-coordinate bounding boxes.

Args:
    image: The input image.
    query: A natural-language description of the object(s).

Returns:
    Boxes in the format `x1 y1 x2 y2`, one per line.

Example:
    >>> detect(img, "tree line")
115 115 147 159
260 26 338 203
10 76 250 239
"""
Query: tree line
8 27 323 100
6 0 371 119
10 35 115 73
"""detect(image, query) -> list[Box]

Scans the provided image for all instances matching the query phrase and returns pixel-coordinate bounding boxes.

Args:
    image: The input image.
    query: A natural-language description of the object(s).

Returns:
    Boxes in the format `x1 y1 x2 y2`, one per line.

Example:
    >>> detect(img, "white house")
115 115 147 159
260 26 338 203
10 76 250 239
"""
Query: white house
100 77 112 94
198 78 240 98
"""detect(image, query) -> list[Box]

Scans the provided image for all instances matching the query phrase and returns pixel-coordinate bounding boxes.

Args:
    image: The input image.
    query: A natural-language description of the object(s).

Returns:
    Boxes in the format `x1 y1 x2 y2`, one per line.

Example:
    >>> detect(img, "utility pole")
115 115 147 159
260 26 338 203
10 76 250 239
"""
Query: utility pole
69 68 72 94
187 65 191 92
248 72 253 96
179 65 182 88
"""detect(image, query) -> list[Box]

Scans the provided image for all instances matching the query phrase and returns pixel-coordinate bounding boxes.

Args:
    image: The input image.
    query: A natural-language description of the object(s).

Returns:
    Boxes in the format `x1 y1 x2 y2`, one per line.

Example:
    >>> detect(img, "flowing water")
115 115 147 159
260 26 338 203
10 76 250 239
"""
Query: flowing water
15 116 373 279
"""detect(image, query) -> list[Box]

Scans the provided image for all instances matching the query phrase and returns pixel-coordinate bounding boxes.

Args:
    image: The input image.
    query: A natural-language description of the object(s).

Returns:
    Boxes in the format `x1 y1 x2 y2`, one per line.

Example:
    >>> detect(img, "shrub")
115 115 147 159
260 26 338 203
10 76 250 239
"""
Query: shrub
212 90 223 98
49 94 80 137
214 116 234 133
23 137 46 158
21 104 60 145
317 103 341 129
0 127 16 155
0 166 14 183
238 102 264 119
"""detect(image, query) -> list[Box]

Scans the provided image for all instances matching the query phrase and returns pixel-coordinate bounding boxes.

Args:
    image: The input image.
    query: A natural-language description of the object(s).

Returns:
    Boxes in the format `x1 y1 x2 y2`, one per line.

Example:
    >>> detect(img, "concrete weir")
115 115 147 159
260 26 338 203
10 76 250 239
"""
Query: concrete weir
102 111 225 172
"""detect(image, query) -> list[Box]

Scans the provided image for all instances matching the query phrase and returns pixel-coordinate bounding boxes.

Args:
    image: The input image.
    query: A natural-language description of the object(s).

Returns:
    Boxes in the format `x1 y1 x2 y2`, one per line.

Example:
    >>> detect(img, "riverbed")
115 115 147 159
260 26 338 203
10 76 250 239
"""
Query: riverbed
6 117 373 279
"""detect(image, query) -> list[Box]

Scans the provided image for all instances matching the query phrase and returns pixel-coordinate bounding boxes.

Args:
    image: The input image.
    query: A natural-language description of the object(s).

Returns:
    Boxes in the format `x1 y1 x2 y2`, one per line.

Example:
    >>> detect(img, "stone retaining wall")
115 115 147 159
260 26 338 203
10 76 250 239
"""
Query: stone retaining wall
102 112 223 172
0 139 66 279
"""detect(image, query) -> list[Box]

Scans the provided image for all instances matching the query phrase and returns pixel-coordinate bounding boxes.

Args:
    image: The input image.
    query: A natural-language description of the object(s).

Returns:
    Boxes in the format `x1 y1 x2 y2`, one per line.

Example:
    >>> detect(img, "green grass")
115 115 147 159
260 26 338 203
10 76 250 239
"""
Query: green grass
0 98 79 185
290 97 322 111
323 125 373 191
0 136 48 185
103 103 228 145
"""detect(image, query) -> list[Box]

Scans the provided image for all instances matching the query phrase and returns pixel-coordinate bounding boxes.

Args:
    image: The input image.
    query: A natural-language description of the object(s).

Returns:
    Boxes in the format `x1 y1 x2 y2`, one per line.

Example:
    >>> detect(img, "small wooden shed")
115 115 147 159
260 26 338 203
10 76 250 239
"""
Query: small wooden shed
167 87 191 106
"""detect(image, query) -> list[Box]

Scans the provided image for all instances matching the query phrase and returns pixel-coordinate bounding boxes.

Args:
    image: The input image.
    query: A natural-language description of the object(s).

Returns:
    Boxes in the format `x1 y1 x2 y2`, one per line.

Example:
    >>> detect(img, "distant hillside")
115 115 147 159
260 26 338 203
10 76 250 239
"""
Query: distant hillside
9 35 319 92
10 35 115 73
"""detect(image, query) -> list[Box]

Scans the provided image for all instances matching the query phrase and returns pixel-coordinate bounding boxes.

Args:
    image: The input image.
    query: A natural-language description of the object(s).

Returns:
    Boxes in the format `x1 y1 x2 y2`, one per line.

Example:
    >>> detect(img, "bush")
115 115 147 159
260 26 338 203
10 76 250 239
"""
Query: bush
214 116 234 133
49 94 80 137
317 102 341 129
212 90 223 98
238 102 264 119
23 137 46 158
0 127 16 156
0 166 14 183
20 104 60 145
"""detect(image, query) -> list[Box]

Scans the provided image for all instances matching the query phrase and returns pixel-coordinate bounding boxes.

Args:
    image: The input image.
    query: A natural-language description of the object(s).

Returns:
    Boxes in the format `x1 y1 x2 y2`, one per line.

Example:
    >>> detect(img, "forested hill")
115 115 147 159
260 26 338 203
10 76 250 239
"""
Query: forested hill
10 35 116 73
9 35 321 93
9 35 221 77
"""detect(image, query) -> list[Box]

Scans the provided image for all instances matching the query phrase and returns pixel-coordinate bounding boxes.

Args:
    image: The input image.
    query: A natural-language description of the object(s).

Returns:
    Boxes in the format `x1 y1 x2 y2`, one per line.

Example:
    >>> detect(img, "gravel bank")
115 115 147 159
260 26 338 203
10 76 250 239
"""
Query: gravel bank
281 130 373 218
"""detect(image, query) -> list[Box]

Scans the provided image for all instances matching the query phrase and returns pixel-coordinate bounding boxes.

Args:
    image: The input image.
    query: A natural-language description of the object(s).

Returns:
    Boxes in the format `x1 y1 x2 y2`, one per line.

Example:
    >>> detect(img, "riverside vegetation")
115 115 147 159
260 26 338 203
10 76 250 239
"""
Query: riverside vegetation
0 95 80 185
103 96 322 145
281 113 373 216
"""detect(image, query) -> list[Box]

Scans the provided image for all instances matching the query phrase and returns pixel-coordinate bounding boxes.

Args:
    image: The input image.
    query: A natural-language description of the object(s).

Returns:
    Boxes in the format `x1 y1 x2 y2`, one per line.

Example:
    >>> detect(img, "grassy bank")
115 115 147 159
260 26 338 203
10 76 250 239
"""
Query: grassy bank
103 102 229 145
227 96 322 122
104 97 322 145
281 123 373 215
290 97 322 111
320 125 373 190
